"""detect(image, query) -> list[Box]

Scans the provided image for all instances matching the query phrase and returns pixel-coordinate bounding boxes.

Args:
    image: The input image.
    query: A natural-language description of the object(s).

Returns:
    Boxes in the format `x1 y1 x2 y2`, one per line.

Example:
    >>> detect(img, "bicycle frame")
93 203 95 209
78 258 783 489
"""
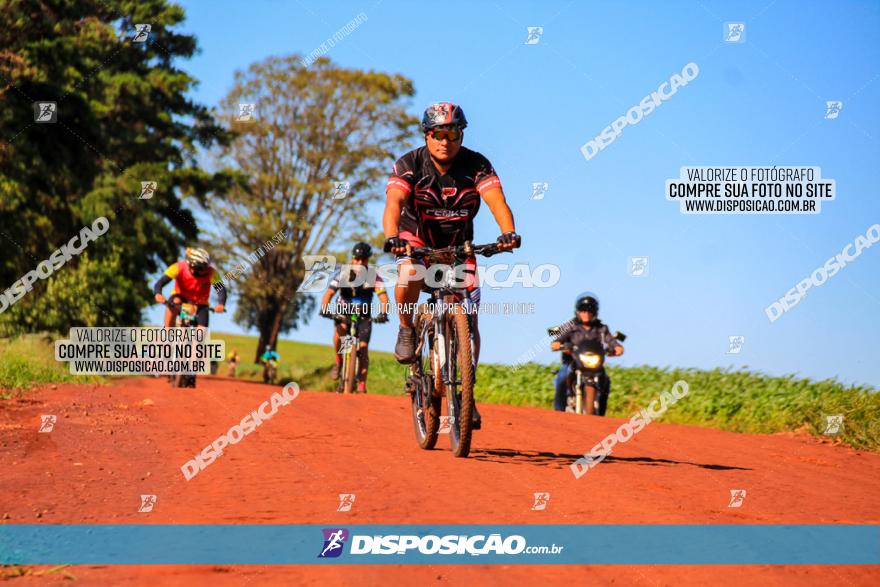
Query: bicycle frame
414 293 472 399
407 239 518 456
410 247 484 428
338 314 361 394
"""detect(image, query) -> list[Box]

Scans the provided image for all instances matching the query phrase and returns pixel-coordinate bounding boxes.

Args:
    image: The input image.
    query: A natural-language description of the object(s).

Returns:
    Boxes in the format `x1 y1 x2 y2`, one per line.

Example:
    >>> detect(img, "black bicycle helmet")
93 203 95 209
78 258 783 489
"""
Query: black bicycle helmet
574 292 599 316
352 242 372 259
421 102 468 132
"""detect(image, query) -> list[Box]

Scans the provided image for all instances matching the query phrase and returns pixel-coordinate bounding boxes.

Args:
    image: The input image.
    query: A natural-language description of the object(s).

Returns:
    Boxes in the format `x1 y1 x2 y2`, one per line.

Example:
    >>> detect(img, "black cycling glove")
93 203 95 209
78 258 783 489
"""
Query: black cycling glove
497 232 521 248
383 235 406 253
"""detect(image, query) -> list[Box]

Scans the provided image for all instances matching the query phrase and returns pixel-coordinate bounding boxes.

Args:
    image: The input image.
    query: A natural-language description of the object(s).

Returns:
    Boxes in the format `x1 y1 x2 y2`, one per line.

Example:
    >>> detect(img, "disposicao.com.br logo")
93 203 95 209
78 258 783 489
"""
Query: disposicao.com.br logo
318 528 350 558
317 528 563 558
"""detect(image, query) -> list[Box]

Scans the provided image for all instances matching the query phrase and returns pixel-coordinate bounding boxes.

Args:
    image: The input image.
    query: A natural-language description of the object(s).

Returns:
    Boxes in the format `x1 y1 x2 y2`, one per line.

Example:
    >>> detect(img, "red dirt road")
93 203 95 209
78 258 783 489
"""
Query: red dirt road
2 376 878 585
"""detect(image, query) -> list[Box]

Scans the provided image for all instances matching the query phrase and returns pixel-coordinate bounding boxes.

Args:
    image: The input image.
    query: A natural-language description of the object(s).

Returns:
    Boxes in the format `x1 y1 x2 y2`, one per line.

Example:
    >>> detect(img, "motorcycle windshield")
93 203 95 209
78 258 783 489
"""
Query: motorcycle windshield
574 339 605 354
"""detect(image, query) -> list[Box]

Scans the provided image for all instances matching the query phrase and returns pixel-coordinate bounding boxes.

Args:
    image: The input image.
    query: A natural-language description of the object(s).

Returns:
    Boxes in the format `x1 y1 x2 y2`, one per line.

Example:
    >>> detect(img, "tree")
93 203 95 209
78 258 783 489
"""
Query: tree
0 0 232 333
209 54 417 361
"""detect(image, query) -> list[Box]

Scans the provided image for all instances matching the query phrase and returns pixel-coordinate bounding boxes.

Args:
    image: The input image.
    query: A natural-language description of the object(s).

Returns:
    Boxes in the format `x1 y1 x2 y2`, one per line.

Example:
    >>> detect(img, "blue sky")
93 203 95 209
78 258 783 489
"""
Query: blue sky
146 0 880 387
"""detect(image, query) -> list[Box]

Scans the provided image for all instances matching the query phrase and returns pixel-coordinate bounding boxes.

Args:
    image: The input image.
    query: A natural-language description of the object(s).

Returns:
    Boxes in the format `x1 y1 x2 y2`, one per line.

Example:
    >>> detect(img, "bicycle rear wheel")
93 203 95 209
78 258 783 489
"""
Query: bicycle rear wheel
446 309 474 458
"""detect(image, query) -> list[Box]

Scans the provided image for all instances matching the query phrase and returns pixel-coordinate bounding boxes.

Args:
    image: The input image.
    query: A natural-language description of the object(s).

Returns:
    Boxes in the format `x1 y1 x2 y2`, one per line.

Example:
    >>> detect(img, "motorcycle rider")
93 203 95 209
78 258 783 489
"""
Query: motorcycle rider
153 247 226 326
550 292 624 413
319 242 390 393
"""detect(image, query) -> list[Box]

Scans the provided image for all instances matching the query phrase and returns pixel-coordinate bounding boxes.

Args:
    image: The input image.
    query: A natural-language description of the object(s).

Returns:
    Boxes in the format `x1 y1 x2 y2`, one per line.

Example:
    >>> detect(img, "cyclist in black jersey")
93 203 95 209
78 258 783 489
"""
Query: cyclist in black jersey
382 102 521 424
383 103 520 363
320 242 390 392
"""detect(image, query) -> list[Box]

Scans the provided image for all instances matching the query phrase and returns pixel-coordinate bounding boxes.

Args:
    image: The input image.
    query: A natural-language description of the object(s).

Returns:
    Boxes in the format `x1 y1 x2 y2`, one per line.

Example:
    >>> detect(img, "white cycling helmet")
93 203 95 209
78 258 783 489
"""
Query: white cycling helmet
185 247 211 274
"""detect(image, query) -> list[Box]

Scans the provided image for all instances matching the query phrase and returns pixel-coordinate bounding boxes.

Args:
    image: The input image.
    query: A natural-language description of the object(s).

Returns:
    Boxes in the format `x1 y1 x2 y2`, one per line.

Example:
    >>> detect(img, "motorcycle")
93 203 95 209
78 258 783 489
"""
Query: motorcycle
548 325 626 416
323 306 388 394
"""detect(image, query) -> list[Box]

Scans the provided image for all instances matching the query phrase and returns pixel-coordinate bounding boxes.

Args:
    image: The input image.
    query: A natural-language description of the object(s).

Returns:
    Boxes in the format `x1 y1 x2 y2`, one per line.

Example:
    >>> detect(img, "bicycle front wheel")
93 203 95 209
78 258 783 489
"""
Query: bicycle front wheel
342 343 358 394
446 309 474 458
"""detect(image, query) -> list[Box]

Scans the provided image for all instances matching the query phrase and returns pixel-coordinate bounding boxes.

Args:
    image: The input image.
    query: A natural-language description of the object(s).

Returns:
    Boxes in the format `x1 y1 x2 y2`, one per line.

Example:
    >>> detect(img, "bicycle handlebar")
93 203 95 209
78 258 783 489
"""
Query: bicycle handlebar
164 299 222 313
409 239 519 260
322 312 389 323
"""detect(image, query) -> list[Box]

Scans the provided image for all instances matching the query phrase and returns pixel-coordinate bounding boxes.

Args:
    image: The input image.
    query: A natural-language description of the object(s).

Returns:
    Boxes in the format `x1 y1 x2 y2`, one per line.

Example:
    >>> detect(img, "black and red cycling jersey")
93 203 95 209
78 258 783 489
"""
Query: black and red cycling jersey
386 146 502 247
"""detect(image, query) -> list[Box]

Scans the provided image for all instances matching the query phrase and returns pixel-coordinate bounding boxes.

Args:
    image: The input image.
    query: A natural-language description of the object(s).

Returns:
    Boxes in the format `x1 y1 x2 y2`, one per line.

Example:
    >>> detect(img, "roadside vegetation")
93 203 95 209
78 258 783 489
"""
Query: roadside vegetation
3 333 876 451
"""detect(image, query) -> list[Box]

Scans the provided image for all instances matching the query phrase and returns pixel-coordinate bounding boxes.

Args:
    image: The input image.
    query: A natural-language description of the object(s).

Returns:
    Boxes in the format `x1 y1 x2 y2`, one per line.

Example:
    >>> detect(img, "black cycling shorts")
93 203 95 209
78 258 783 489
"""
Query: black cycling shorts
335 316 372 344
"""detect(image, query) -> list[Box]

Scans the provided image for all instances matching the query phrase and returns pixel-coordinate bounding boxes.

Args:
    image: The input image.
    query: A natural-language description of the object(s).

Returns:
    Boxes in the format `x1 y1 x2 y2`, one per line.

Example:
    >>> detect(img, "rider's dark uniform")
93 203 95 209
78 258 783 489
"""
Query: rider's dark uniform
326 267 385 343
553 319 620 363
386 145 502 301
388 145 500 246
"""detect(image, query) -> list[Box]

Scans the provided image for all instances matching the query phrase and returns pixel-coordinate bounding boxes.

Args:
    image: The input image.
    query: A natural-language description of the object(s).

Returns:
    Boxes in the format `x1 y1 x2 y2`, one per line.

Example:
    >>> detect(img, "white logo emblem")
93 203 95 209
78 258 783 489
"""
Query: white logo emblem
332 181 350 200
237 103 256 122
337 493 355 512
728 489 746 508
629 256 649 277
39 415 57 433
132 24 151 43
525 27 544 45
139 181 157 200
298 255 337 293
531 492 550 511
824 415 844 435
727 335 745 354
530 182 549 201
138 494 157 512
338 335 355 355
724 23 745 43
824 101 843 120
34 102 57 123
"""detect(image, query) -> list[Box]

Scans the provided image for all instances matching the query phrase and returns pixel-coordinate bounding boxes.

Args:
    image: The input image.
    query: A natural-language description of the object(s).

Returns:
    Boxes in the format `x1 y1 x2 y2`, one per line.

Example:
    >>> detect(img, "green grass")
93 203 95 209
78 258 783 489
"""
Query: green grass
211 331 407 393
477 362 880 451
0 334 102 397
3 332 878 450
214 332 878 451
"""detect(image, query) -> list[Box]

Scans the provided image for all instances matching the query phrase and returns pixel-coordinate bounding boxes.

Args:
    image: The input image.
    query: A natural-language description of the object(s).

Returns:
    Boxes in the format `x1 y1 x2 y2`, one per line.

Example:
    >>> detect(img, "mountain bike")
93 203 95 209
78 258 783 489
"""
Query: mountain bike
262 358 278 384
164 297 218 388
324 308 387 394
407 239 519 457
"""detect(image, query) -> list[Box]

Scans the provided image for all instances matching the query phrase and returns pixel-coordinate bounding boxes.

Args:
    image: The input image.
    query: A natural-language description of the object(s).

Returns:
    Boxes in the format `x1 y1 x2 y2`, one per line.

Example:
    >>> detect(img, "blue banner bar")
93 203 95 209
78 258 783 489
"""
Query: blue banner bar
1 525 876 565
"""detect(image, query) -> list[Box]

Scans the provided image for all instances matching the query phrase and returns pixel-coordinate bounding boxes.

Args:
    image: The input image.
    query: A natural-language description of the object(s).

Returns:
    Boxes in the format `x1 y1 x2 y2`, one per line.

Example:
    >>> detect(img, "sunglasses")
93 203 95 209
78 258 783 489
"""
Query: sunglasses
427 128 462 142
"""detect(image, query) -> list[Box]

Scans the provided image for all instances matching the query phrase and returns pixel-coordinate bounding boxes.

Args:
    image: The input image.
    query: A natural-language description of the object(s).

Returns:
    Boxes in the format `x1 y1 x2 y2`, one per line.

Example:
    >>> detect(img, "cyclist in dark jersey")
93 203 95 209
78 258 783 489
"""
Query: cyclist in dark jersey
320 242 390 392
382 101 520 369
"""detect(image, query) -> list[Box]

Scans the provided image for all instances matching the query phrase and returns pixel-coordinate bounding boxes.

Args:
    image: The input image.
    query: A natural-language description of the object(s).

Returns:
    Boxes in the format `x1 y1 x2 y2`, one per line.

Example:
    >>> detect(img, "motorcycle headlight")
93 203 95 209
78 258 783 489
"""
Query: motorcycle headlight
579 352 602 369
